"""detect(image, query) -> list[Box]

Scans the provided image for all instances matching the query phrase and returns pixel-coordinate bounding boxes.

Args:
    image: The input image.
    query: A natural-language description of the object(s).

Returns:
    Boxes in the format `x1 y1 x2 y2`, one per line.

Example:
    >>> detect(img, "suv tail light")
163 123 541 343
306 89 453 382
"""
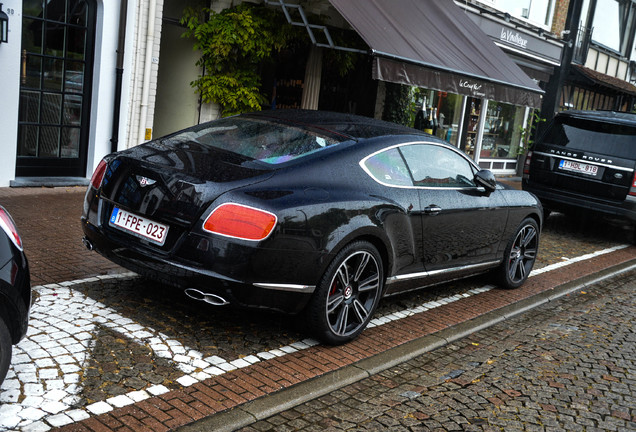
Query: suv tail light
203 203 277 241
629 172 636 197
522 151 532 179
90 159 108 189
0 205 24 251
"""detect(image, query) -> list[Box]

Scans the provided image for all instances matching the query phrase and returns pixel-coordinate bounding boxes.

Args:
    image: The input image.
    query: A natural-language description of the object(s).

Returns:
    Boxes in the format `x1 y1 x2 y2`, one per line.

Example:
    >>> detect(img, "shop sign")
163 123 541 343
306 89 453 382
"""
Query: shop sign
459 79 486 98
500 28 529 49
465 10 563 65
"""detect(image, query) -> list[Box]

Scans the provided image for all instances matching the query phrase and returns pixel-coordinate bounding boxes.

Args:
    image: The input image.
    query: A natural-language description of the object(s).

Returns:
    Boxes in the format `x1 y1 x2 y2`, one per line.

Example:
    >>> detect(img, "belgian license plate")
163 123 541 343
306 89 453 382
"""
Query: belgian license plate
109 207 169 246
559 159 598 176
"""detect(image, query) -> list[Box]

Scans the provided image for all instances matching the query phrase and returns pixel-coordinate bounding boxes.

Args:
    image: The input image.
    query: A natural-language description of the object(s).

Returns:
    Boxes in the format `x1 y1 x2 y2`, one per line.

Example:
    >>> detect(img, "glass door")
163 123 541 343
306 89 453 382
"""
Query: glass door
16 0 96 177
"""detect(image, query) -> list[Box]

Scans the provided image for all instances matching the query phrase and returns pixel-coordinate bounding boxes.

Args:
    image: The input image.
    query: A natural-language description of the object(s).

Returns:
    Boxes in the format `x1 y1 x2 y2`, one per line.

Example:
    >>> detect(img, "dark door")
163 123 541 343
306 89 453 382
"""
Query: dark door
399 143 508 272
16 0 96 177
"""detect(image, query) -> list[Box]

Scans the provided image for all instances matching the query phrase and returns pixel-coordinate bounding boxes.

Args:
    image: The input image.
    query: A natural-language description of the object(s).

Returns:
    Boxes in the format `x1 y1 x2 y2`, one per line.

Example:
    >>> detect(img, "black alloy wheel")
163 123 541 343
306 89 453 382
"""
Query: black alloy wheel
307 241 383 345
498 218 539 289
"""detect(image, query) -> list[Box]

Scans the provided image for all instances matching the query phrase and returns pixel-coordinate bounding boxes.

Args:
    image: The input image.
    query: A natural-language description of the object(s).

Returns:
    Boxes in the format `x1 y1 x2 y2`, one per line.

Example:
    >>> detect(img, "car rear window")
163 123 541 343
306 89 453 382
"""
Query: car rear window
542 117 636 160
163 117 347 165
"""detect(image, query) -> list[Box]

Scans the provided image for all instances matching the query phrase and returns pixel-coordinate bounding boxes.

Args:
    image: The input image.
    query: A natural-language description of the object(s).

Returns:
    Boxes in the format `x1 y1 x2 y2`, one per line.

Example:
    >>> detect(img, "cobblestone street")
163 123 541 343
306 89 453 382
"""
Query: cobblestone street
0 186 635 431
241 270 636 431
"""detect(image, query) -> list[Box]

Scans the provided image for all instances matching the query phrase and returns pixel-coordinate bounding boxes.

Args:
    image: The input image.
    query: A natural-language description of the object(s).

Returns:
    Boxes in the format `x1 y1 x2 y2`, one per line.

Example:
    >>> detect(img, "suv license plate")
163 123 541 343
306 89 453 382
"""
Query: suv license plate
559 160 598 176
109 207 169 246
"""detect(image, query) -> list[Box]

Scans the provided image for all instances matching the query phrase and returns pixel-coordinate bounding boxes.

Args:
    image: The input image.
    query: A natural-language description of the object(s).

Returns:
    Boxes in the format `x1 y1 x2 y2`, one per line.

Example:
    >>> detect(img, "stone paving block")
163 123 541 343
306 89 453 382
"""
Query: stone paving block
220 271 636 432
2 186 636 431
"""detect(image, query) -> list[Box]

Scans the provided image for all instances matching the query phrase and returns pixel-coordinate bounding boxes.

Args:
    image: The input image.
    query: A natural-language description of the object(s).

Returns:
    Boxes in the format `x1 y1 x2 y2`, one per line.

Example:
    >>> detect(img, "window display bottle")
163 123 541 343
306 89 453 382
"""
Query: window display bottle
414 98 427 131
432 107 438 136
423 107 434 135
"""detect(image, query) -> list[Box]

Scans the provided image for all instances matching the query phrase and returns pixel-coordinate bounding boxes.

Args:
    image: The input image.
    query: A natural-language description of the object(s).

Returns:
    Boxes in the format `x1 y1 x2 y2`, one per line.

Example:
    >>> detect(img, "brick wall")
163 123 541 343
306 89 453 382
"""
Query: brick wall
551 0 570 37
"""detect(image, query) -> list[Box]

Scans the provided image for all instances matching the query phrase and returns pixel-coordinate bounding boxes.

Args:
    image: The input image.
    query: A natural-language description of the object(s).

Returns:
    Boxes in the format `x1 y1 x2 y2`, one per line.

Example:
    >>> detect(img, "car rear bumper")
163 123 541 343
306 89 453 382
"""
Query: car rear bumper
81 220 315 314
523 180 636 223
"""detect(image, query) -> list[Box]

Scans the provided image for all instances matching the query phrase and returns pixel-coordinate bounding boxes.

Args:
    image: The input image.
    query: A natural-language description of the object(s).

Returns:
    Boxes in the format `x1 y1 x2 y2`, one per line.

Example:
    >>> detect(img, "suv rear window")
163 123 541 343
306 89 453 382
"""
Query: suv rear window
542 117 636 160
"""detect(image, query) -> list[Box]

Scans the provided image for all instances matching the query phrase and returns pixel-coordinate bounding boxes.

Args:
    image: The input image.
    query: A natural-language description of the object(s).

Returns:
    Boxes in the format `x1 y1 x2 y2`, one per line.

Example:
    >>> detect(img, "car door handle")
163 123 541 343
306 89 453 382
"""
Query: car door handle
424 205 442 215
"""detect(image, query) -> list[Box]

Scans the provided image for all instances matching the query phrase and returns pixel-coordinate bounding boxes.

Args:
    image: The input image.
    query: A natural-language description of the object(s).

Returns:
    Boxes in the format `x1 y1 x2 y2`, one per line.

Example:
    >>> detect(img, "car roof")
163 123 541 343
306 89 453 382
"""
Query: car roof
555 110 636 127
243 109 427 140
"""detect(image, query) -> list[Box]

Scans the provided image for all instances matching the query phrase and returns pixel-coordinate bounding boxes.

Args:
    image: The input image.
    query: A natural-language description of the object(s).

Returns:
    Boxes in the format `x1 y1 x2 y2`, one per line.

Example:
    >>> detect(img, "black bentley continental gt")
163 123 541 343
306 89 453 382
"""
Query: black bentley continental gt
82 110 542 344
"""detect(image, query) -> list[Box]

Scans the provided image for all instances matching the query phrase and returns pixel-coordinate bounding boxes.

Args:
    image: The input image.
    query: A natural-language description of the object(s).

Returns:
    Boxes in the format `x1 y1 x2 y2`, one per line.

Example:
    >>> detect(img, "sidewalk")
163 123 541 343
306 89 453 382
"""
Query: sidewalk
0 184 634 431
230 269 636 431
0 187 123 286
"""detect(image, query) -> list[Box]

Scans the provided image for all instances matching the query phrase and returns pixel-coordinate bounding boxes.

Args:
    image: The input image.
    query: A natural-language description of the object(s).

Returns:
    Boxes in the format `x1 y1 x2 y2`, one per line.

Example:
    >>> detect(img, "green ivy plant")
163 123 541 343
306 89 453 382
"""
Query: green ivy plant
382 82 411 126
518 111 546 155
181 4 296 117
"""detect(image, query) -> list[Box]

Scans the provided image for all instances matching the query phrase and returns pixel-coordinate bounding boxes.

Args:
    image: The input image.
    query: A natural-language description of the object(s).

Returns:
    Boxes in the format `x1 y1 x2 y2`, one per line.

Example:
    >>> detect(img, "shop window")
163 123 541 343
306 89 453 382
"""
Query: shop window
463 98 482 158
560 85 617 112
413 90 463 148
479 101 526 160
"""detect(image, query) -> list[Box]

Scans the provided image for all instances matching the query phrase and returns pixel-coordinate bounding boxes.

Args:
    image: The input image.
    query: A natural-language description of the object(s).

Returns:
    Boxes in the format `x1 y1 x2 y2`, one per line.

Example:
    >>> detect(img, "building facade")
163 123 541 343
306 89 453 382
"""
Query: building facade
0 0 634 187
453 0 565 173
562 0 636 112
0 0 167 187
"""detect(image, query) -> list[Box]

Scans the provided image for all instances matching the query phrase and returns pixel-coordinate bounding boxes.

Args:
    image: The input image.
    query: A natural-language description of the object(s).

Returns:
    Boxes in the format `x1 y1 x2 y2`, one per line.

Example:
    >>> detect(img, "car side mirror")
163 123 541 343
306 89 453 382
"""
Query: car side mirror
474 169 497 193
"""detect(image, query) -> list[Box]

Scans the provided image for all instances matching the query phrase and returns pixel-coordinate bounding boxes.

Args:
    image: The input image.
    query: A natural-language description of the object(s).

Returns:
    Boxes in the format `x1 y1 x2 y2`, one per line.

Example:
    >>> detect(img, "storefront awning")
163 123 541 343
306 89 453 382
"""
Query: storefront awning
328 0 544 108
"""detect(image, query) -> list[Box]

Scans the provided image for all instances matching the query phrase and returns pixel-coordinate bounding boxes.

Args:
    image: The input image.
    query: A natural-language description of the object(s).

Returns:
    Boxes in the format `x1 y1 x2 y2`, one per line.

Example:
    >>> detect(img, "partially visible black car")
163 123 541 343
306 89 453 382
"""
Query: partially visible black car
523 110 636 241
82 110 542 344
0 205 31 384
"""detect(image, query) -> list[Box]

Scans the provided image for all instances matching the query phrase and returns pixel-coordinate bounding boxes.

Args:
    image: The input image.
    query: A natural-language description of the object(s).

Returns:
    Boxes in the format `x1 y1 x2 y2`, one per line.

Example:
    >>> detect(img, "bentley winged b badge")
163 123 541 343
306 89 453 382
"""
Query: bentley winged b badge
135 175 156 187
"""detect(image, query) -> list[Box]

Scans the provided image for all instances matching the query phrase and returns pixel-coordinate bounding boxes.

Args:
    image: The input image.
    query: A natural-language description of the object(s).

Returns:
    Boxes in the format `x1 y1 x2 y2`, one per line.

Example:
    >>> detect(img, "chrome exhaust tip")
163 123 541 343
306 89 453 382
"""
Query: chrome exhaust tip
184 288 230 306
82 237 94 251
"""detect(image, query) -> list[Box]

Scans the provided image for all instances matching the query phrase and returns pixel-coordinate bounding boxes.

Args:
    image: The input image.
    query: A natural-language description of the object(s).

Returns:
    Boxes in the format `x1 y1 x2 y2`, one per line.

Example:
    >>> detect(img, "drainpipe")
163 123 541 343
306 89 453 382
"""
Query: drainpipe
137 0 157 144
111 0 128 153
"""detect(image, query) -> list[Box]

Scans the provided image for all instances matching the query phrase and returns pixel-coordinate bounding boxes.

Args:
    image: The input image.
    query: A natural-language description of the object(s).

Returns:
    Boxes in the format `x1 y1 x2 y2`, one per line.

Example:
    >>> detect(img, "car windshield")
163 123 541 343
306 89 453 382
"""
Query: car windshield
543 117 636 160
162 117 347 165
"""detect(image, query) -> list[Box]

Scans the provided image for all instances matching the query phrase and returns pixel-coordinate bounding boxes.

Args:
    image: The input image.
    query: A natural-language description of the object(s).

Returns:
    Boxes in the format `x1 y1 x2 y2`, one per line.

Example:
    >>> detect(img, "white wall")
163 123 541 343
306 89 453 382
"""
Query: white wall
86 0 138 177
0 0 22 187
126 0 164 147
0 0 139 186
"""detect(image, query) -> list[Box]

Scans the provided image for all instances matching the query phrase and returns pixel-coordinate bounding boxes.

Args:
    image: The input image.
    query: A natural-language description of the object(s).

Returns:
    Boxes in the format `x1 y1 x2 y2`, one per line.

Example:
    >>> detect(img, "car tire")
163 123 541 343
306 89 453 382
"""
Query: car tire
496 217 539 289
307 241 384 345
0 318 12 385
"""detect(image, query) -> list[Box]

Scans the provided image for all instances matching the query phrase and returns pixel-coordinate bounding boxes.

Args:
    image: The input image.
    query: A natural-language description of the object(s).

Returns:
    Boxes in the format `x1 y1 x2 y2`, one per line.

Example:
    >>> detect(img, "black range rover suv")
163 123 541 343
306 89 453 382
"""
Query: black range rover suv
522 110 636 241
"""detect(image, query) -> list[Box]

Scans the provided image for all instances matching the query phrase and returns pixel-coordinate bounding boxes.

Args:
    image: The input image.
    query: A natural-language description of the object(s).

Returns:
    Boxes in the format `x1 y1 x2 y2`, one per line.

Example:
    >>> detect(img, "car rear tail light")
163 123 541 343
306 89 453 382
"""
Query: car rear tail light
629 172 636 197
203 203 277 241
0 205 24 251
90 159 108 189
522 151 532 179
